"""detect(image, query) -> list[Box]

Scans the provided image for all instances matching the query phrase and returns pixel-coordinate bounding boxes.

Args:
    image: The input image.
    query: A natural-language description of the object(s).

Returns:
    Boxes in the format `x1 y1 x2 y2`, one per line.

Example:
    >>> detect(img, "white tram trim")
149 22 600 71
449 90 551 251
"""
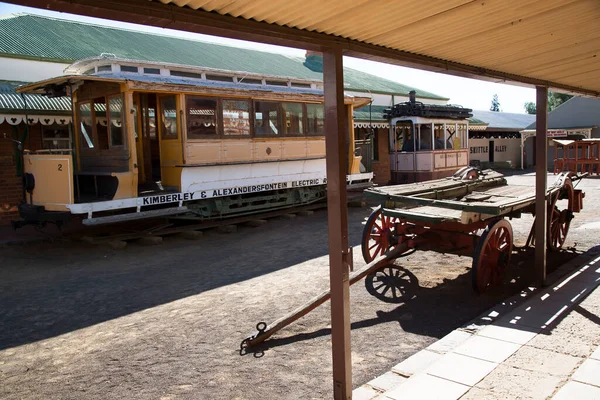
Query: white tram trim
69 172 373 218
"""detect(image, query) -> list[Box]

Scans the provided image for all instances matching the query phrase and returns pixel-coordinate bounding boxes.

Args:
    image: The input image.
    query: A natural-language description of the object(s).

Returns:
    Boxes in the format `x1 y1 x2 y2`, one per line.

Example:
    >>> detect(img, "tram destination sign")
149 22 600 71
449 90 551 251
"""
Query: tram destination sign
140 178 326 206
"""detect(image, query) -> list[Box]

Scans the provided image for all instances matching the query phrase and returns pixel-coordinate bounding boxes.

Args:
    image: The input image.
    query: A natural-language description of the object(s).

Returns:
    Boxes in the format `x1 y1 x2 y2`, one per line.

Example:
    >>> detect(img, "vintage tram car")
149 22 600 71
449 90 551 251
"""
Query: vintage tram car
16 57 373 226
385 92 472 184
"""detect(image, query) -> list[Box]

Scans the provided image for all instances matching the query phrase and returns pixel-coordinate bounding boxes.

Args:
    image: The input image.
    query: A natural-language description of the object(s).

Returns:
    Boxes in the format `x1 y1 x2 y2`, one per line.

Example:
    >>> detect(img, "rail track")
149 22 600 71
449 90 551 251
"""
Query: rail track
72 201 333 245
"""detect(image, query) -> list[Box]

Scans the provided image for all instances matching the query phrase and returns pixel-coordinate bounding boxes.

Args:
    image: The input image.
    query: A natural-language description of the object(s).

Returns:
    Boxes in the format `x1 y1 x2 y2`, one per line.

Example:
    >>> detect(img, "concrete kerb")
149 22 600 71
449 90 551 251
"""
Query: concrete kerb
354 246 600 399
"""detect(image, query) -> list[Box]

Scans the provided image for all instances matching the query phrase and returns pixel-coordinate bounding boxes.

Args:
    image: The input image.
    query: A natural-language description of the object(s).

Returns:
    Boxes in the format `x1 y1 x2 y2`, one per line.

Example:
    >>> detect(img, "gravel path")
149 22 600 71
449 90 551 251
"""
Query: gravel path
1 172 598 399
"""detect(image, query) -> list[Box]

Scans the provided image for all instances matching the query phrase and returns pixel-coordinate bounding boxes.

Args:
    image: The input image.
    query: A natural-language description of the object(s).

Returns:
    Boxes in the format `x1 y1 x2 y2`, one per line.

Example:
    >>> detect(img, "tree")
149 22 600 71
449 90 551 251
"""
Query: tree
490 94 500 112
524 101 536 114
523 92 573 114
547 91 573 111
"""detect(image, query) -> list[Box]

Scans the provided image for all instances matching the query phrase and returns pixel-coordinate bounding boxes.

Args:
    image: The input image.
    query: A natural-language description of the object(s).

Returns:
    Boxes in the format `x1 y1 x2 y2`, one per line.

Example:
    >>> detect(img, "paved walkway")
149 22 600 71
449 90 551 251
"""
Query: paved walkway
354 248 600 400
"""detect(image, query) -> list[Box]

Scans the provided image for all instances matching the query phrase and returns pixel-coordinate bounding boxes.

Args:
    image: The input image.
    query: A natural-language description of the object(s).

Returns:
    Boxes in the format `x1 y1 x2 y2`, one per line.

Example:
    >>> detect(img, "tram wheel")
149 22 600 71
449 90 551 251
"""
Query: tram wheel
472 219 513 294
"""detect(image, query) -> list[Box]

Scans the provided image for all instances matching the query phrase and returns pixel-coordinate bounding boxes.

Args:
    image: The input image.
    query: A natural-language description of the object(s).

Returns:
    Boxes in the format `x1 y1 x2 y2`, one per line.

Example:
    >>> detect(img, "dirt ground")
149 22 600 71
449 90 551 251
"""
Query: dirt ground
1 172 599 399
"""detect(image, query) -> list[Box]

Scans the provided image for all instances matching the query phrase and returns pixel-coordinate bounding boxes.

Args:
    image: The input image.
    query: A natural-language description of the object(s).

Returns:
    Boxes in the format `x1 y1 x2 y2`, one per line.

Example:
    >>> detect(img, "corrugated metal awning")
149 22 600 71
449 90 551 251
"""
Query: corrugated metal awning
10 0 598 97
0 81 71 113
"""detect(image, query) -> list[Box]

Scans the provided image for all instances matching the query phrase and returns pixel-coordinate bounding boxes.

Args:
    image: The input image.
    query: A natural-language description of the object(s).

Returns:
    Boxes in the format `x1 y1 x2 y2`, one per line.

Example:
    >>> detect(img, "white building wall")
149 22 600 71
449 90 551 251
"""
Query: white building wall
0 57 70 82
470 137 521 168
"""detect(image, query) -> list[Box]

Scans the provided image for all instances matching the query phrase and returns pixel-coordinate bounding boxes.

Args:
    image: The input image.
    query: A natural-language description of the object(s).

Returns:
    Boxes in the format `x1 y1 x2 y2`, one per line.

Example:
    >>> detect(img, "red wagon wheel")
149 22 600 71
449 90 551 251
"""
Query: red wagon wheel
361 207 396 263
472 219 513 294
547 178 574 251
361 206 414 263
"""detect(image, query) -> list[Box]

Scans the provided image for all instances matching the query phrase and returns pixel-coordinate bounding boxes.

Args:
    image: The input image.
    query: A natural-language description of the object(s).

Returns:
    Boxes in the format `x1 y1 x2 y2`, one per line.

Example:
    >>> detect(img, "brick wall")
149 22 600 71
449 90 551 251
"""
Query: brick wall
372 127 391 186
0 122 43 225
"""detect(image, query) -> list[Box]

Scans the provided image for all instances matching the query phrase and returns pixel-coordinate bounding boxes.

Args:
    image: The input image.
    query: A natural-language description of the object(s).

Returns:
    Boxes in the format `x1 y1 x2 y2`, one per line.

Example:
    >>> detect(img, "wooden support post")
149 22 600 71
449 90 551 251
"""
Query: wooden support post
323 46 352 400
535 86 548 285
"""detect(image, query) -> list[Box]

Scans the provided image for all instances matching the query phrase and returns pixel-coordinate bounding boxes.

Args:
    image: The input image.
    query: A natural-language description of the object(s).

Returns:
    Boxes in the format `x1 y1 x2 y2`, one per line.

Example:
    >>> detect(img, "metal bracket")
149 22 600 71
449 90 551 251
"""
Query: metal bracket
342 247 354 272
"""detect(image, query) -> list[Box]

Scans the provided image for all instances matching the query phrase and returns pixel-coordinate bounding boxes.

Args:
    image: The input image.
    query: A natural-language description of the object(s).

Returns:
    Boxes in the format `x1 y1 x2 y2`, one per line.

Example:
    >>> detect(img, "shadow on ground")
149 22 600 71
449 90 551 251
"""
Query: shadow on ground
0 208 370 350
244 244 584 356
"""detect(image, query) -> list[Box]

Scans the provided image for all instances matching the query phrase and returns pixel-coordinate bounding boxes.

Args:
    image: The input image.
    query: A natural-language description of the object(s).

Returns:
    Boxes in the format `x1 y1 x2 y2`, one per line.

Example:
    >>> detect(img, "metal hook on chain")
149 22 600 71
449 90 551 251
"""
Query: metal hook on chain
239 321 267 354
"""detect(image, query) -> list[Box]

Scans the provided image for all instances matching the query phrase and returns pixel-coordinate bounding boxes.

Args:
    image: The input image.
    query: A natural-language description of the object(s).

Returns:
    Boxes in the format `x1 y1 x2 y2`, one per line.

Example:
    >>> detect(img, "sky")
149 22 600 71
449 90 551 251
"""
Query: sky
0 3 538 113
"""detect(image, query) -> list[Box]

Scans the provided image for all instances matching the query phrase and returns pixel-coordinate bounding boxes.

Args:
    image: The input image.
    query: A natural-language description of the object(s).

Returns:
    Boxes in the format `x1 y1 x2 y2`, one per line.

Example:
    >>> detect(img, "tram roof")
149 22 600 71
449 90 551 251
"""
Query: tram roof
17 73 372 107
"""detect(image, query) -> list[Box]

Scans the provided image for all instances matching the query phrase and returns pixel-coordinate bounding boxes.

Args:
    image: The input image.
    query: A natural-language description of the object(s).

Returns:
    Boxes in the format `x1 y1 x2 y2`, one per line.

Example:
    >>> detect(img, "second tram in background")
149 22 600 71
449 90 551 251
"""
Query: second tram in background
385 91 472 184
16 57 372 226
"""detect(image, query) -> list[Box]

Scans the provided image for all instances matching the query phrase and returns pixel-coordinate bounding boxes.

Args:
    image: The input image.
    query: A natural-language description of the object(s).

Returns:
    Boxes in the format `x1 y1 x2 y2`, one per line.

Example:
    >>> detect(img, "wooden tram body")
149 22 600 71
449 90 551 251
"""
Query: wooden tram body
386 94 471 184
361 167 586 294
16 57 372 226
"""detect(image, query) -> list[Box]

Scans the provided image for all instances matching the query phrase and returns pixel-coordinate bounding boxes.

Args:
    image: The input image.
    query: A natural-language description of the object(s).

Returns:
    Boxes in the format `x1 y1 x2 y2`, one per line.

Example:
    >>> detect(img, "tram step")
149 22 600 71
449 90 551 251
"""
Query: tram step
82 207 188 226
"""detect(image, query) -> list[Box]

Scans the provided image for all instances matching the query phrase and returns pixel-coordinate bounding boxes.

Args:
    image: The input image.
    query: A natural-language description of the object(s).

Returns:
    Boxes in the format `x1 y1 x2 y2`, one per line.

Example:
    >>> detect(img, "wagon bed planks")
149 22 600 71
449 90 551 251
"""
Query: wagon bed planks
384 205 464 223
373 170 586 225
366 169 505 198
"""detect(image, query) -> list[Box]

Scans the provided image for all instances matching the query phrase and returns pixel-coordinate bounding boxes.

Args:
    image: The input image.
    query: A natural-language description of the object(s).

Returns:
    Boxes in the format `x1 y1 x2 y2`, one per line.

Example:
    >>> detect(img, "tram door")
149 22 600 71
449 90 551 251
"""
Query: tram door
138 93 161 187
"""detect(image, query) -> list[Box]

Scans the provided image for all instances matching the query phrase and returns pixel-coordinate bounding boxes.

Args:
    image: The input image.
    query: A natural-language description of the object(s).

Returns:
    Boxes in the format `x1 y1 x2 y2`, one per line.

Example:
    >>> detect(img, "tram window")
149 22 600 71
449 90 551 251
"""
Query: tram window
79 102 94 149
108 96 124 147
417 123 433 151
186 96 217 139
206 74 233 83
434 123 447 150
265 80 288 87
306 103 324 136
160 96 178 139
457 123 468 149
171 70 203 80
395 122 413 152
121 65 138 73
238 78 262 85
446 124 459 149
291 82 312 89
222 99 250 136
254 101 280 136
94 98 109 150
282 103 303 136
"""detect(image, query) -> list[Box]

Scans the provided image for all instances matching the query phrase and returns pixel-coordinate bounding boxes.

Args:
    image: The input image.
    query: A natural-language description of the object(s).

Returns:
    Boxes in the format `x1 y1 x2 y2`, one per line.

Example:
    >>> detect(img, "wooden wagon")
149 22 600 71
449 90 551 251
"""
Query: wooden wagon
241 167 585 349
361 167 585 294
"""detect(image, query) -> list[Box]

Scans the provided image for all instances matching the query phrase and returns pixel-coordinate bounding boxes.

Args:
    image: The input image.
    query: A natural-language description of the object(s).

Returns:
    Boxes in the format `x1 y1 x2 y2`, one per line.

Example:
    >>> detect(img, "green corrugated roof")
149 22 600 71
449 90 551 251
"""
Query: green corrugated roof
0 80 71 113
353 105 388 121
0 14 447 100
469 117 486 124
